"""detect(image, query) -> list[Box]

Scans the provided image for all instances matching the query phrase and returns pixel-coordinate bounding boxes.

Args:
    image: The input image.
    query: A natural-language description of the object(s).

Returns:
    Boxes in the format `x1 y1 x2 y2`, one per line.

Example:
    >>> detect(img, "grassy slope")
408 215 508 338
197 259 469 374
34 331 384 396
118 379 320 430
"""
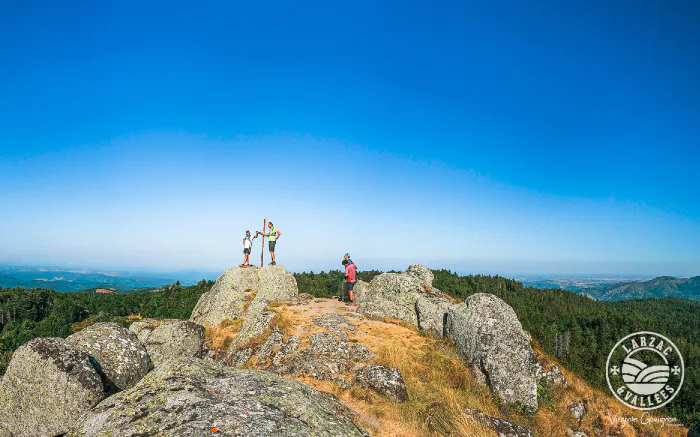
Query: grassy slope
207 299 687 437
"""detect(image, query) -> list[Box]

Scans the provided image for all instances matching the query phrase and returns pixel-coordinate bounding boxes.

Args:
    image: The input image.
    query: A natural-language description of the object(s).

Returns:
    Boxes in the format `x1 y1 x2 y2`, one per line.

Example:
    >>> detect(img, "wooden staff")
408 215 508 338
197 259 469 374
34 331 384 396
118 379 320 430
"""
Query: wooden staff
260 217 266 268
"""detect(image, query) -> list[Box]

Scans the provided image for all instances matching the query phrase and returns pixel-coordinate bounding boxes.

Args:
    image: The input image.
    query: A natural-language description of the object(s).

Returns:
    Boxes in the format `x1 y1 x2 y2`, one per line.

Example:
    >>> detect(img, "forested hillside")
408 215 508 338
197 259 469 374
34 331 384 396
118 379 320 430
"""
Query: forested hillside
585 275 700 301
0 270 697 425
0 281 213 372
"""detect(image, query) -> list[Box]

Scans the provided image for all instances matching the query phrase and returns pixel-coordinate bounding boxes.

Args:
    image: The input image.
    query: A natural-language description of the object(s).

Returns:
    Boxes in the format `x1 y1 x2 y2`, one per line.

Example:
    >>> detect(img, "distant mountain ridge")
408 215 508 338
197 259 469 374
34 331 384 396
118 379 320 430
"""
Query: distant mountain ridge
0 266 207 292
585 276 700 301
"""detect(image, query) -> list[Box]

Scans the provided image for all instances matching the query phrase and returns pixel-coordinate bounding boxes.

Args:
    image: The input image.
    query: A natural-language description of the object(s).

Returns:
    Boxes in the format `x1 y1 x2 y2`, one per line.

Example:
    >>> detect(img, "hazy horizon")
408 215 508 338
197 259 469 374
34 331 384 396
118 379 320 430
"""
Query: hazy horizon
1 260 695 280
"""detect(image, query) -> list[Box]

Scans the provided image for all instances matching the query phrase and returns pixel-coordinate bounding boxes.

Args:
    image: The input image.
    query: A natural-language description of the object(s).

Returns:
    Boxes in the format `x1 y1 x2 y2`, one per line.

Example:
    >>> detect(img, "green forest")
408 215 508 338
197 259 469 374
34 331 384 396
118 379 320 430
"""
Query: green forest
0 270 697 425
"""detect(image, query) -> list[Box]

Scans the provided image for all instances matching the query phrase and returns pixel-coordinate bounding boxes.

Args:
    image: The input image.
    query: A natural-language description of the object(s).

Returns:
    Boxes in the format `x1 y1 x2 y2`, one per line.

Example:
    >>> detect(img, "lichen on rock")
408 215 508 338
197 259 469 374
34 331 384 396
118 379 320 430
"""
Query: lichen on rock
67 322 152 393
189 266 260 327
446 293 540 411
129 318 205 367
0 338 106 437
66 357 372 437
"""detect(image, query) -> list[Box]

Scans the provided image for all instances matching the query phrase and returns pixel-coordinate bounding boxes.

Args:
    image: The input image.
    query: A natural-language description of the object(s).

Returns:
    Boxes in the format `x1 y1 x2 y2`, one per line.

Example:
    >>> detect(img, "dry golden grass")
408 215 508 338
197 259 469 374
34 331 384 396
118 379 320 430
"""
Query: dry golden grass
205 319 243 355
268 309 296 337
70 318 94 332
527 360 687 437
126 314 142 322
203 299 688 437
237 328 272 350
293 320 493 437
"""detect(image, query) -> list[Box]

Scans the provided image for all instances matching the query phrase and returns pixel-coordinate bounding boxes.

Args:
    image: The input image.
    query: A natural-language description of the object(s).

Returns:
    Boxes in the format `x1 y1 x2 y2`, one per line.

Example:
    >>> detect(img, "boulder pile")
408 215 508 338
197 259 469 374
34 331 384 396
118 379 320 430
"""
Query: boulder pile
355 264 546 412
0 262 567 436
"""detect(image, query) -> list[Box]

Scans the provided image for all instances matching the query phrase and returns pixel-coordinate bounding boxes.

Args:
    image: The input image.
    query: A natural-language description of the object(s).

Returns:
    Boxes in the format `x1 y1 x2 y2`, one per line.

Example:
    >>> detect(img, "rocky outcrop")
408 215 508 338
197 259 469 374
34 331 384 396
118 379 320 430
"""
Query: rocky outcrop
0 338 105 437
67 357 372 437
0 424 11 437
416 293 452 336
309 331 352 359
352 280 372 304
273 336 302 364
355 364 408 402
67 322 152 393
355 265 453 337
256 330 284 362
230 308 277 349
405 263 434 285
258 265 299 301
230 347 253 368
446 293 539 411
464 408 533 437
356 272 424 325
129 319 205 367
272 349 352 386
312 312 356 341
189 266 259 326
226 265 299 351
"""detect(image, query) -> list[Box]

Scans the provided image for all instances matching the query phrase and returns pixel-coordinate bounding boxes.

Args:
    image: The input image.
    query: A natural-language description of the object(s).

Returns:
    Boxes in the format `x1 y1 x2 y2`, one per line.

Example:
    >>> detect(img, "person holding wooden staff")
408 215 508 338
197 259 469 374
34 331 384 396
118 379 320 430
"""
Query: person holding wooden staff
258 221 281 266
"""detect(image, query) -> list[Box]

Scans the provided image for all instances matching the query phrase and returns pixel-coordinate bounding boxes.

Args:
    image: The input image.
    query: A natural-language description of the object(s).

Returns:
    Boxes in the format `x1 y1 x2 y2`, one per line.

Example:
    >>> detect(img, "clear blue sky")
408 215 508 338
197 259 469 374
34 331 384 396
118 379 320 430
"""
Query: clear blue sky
1 1 699 276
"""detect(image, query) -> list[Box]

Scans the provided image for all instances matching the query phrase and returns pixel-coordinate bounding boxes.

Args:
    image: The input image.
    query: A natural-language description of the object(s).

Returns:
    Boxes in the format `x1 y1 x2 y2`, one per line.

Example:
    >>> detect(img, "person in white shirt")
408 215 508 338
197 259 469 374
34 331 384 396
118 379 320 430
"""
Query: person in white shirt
241 230 258 267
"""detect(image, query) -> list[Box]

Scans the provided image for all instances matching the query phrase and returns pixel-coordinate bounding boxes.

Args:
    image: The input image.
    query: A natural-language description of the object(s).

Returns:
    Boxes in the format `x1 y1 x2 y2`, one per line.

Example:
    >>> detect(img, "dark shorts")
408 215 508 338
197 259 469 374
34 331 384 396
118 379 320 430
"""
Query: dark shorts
269 240 276 252
243 248 251 255
347 282 355 291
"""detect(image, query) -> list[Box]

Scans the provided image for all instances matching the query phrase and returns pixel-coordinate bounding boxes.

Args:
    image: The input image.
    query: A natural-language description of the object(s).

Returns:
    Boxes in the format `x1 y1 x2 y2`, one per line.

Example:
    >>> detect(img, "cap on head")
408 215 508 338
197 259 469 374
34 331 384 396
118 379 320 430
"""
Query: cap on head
344 253 350 258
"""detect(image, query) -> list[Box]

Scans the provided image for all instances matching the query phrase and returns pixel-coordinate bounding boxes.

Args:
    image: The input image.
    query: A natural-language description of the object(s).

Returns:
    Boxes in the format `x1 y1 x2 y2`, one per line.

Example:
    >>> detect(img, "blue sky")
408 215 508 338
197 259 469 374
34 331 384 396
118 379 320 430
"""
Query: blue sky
1 1 699 276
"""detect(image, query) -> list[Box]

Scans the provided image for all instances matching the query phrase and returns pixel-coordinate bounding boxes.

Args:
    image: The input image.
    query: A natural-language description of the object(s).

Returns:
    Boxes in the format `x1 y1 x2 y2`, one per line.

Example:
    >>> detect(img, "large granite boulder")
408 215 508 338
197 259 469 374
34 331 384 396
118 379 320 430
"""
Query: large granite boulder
258 264 298 301
66 357 372 437
67 322 152 393
446 293 539 411
405 263 434 286
129 319 205 367
416 293 452 336
189 266 259 326
0 338 106 437
356 265 452 336
356 271 425 325
227 265 299 350
351 280 372 304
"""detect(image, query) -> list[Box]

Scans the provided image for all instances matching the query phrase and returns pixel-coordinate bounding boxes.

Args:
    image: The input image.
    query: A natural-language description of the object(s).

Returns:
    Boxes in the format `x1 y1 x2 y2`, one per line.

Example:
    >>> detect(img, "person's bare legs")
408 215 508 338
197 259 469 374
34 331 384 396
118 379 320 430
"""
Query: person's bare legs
270 251 275 264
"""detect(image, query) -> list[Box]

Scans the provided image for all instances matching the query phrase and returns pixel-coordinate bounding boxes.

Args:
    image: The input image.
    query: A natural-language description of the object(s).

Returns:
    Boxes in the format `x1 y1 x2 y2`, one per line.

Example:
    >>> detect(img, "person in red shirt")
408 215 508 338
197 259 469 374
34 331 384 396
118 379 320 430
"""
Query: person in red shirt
342 259 357 303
